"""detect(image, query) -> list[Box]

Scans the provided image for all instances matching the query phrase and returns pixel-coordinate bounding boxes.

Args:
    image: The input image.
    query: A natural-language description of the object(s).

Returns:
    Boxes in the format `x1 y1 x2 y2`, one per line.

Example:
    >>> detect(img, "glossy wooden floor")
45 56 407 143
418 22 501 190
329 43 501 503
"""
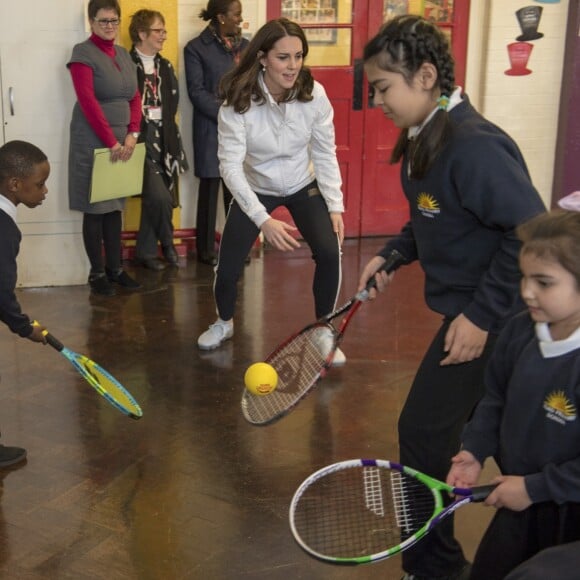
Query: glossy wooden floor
0 238 498 579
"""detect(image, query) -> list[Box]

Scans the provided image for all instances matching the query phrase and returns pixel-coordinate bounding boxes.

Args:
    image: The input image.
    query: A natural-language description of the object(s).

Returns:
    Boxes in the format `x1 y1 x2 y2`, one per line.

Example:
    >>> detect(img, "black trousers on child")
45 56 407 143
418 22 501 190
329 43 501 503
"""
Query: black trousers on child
471 502 580 580
505 539 580 580
213 182 341 322
399 319 497 578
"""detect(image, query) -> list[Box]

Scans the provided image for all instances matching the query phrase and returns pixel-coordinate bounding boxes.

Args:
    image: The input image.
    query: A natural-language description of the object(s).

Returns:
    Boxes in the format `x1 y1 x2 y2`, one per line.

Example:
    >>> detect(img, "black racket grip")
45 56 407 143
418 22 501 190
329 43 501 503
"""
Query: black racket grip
33 321 65 352
44 332 64 352
470 484 498 502
364 249 407 292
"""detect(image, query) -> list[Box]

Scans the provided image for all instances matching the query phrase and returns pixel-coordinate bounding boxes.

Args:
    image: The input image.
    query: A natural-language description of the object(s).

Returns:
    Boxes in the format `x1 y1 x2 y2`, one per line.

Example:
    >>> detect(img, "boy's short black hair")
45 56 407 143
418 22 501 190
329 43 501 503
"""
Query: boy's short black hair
0 141 48 181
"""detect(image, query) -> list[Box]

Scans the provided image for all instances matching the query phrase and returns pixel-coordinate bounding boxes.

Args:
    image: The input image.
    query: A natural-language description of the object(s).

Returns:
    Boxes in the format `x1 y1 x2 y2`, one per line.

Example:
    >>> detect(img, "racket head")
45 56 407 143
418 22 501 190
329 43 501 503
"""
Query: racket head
63 347 143 420
241 322 337 426
289 459 452 565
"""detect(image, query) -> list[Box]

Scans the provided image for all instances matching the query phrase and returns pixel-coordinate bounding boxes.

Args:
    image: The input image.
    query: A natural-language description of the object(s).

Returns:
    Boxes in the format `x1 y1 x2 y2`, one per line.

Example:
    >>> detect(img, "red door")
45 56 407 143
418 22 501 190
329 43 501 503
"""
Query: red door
267 1 470 237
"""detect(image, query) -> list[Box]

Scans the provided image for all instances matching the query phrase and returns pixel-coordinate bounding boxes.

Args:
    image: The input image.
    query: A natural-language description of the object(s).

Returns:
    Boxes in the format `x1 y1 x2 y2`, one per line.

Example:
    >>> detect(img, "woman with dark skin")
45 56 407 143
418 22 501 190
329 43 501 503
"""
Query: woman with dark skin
184 0 248 266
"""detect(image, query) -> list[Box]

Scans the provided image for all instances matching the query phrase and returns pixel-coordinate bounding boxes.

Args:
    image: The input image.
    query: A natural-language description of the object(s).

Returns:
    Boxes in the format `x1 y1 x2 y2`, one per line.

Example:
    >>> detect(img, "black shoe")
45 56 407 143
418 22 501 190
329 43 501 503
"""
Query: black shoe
162 245 179 266
89 273 116 296
197 252 218 266
137 257 166 271
0 444 26 467
106 268 141 289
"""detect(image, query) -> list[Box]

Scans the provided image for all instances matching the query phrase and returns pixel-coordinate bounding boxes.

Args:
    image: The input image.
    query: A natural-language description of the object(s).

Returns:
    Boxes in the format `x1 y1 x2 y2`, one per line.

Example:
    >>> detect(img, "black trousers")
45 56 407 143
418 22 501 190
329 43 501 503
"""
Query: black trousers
505 539 580 580
399 319 497 577
472 503 580 580
82 211 122 274
196 177 232 256
213 183 341 321
136 158 175 260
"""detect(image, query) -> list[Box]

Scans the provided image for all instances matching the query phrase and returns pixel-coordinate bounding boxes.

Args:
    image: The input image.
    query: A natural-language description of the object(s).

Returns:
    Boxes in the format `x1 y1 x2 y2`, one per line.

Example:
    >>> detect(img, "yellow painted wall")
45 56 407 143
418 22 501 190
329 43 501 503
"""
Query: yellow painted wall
118 0 180 232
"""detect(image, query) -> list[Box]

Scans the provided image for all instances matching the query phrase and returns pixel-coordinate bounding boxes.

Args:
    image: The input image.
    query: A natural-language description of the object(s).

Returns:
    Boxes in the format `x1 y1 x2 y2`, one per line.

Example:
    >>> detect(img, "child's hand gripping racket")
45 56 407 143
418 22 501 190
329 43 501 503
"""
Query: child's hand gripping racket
241 250 407 426
37 324 143 420
289 459 496 565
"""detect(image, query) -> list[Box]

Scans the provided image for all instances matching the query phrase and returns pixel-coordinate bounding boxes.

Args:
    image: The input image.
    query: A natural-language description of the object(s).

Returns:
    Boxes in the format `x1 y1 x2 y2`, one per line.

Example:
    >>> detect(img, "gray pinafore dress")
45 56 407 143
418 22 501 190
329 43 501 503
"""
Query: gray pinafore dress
67 39 138 214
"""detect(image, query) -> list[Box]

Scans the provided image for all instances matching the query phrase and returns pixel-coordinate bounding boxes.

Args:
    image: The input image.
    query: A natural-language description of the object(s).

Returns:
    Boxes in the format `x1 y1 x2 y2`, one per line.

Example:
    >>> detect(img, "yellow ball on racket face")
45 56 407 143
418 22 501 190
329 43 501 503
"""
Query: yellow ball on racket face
244 362 278 396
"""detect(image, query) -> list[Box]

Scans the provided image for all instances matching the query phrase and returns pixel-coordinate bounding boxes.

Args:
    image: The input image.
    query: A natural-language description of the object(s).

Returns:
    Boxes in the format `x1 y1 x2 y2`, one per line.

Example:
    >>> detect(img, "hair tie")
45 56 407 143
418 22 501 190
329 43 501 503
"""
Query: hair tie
437 94 449 111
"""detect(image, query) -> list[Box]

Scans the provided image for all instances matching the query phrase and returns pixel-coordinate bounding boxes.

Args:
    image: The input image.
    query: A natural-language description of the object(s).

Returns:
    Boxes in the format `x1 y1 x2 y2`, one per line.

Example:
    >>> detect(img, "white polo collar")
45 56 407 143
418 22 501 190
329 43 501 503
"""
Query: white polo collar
0 195 17 223
408 86 463 140
536 322 580 358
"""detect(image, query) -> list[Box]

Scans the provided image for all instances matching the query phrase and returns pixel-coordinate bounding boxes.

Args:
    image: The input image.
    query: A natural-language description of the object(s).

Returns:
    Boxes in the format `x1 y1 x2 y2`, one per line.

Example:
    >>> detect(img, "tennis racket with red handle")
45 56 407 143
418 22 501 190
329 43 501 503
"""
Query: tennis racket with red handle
241 250 406 426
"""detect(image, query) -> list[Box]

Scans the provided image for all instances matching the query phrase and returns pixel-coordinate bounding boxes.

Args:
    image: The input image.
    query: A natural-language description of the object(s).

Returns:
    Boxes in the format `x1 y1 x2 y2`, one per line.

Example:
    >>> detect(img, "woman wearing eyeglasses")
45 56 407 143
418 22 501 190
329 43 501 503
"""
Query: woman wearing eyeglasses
67 0 141 296
184 0 248 266
128 10 188 271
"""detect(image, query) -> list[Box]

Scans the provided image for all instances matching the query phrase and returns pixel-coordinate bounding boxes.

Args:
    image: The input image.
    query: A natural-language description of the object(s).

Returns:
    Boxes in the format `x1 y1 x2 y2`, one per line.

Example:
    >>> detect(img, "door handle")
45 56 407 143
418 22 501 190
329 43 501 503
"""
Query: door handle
8 87 14 115
352 59 363 111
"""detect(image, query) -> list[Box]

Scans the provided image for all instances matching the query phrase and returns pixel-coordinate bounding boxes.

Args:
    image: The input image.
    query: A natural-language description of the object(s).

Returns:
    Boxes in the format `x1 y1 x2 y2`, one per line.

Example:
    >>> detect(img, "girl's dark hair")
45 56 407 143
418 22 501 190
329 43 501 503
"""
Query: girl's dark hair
517 210 580 287
200 0 237 22
363 15 455 179
219 18 314 114
88 0 120 21
129 9 164 44
0 140 48 181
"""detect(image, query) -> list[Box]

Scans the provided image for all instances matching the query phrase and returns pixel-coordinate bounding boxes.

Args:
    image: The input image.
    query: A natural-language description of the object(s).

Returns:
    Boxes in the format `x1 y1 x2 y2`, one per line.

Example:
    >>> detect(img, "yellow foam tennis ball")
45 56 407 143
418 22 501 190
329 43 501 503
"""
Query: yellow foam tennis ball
244 362 278 396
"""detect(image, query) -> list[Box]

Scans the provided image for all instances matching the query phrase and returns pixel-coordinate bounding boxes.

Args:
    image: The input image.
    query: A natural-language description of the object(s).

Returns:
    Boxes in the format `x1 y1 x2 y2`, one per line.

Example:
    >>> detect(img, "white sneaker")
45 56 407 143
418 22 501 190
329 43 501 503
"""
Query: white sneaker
198 319 234 350
315 327 347 366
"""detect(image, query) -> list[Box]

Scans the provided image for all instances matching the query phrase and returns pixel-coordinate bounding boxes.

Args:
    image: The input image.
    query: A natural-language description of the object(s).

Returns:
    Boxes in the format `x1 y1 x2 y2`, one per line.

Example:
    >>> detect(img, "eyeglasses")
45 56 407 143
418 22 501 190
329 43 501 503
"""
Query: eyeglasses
149 28 168 37
94 18 120 27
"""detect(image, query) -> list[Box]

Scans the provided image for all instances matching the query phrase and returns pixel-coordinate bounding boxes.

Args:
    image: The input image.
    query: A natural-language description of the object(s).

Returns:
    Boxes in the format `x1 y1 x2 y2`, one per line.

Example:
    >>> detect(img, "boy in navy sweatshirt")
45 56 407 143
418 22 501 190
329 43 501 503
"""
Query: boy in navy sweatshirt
0 141 50 466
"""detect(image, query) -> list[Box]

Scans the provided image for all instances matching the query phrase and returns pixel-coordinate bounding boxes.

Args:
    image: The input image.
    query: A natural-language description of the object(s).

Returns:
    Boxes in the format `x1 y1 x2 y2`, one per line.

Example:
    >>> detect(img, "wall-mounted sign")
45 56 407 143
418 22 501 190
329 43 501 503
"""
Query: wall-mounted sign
505 42 534 75
516 6 544 41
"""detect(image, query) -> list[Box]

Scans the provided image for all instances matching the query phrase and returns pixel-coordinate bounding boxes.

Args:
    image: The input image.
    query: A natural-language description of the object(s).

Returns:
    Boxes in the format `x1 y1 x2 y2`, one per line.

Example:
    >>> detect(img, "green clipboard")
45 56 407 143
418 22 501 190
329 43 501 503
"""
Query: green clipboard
89 143 146 203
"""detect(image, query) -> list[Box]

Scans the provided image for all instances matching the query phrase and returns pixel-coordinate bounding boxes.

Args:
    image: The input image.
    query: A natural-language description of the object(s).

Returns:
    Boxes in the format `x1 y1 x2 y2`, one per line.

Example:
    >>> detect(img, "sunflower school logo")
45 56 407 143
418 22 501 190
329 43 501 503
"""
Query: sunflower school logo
416 193 440 218
543 390 577 425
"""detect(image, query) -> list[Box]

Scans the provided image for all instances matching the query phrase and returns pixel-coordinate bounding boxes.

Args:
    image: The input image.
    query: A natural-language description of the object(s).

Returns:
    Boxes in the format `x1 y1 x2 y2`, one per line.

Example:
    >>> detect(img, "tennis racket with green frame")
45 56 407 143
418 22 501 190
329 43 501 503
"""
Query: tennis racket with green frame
289 458 495 565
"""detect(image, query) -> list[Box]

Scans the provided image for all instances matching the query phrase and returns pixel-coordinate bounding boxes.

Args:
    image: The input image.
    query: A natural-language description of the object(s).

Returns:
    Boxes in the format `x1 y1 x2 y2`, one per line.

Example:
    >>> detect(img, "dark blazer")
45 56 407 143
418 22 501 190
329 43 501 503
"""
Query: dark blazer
183 26 248 178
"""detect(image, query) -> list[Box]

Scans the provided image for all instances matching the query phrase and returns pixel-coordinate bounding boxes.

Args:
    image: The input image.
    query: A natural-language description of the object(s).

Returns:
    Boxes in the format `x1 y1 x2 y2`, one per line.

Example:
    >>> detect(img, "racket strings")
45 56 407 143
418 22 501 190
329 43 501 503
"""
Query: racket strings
241 326 331 424
391 472 435 539
292 467 436 559
364 467 385 517
74 357 142 417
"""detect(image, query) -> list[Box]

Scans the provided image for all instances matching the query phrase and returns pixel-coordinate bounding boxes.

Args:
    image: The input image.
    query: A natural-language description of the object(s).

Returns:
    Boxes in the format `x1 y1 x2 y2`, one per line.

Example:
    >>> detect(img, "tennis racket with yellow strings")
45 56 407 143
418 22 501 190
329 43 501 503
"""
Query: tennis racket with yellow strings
37 323 143 420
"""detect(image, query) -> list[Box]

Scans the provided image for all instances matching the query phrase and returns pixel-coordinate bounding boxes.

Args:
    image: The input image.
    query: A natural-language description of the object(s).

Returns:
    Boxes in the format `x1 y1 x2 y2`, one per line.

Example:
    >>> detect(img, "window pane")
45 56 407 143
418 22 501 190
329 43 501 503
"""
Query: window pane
383 1 454 24
281 1 352 67
423 1 454 24
306 28 351 67
384 0 409 20
282 0 352 25
382 1 454 47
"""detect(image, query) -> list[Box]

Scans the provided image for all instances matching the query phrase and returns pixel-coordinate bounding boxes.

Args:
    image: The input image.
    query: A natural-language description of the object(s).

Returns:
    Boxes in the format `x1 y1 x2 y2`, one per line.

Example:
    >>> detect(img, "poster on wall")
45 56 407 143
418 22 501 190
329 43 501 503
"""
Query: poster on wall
505 42 534 76
504 5 545 77
516 6 544 41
